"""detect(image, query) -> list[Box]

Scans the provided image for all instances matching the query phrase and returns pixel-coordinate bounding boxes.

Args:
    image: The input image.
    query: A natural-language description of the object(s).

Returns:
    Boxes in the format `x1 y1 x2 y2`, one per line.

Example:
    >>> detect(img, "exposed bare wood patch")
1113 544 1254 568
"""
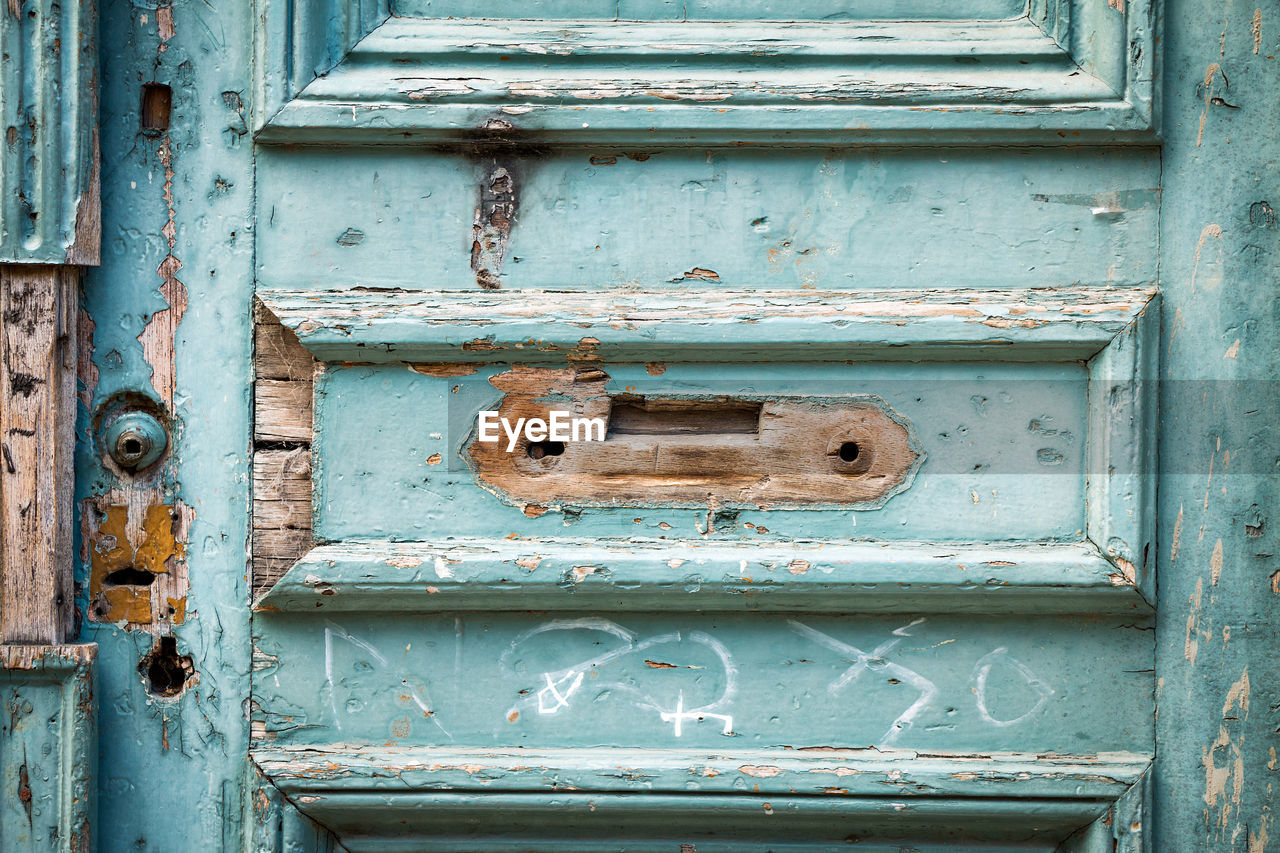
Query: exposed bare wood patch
1 267 78 644
465 366 922 510
471 158 517 289
252 303 316 597
138 136 188 408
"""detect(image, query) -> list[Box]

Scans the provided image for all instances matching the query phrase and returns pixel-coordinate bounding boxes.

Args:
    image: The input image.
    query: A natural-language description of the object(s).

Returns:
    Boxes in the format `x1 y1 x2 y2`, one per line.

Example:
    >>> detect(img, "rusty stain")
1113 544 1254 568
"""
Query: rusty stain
426 453 442 465
645 362 666 375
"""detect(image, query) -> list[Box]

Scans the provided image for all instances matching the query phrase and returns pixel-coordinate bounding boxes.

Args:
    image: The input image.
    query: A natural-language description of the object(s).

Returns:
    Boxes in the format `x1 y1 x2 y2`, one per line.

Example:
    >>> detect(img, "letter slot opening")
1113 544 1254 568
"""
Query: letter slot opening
606 398 763 438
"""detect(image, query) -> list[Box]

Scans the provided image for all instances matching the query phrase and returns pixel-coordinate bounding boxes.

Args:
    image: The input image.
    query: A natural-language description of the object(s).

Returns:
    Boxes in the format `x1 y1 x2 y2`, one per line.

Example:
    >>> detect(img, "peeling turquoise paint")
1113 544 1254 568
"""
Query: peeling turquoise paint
42 0 1277 849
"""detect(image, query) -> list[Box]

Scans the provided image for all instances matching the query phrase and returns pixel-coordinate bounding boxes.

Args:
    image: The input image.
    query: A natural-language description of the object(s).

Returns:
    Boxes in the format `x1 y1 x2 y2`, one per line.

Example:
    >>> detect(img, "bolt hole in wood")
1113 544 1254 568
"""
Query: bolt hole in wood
838 441 861 463
526 440 566 459
140 83 172 133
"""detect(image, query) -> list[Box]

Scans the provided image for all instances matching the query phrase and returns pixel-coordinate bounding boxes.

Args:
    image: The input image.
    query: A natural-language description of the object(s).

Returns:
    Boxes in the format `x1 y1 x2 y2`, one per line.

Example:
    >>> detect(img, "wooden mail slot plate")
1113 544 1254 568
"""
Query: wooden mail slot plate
464 367 922 509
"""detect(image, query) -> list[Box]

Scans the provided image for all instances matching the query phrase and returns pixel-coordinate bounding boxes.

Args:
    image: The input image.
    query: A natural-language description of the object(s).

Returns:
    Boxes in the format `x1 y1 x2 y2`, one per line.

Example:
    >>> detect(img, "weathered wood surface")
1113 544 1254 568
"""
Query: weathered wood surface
0 267 78 644
465 367 922 509
262 285 1159 363
253 307 316 597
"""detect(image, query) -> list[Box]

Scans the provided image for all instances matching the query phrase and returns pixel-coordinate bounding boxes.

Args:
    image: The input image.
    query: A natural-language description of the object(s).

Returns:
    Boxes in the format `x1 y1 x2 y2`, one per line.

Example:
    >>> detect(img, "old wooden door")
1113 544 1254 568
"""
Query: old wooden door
3 0 1273 849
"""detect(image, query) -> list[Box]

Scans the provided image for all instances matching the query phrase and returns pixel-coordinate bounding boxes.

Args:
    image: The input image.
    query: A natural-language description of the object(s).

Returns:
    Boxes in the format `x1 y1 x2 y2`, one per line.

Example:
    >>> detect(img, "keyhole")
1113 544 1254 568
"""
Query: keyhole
838 442 860 463
123 438 143 456
527 441 566 460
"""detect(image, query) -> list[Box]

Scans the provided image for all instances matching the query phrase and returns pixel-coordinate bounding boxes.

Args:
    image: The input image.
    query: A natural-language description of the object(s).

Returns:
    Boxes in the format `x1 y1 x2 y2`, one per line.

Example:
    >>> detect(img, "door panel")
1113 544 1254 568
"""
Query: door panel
250 278 1156 847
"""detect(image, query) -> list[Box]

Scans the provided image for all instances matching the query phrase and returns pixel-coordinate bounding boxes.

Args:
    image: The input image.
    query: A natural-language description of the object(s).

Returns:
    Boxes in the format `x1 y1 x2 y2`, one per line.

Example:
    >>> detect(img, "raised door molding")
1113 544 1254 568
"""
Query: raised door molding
253 0 1160 145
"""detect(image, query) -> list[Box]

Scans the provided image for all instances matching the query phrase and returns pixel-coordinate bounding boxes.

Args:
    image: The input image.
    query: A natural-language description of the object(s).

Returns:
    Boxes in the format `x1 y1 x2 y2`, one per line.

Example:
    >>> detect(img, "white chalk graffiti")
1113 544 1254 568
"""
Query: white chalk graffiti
788 618 939 746
970 647 1055 727
502 617 737 738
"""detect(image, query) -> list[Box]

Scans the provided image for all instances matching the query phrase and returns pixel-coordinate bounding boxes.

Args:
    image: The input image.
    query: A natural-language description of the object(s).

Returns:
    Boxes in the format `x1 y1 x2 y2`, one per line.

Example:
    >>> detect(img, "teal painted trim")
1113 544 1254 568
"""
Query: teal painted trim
255 744 1151 798
284 793 1123 852
252 3 1158 145
1057 771 1150 853
260 286 1158 364
0 644 96 853
257 540 1151 615
254 0 392 133
0 0 99 264
1085 294 1159 606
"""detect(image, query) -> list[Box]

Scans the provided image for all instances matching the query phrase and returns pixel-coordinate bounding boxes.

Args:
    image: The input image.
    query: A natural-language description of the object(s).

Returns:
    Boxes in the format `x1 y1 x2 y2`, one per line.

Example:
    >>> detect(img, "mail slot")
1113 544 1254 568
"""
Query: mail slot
463 367 923 508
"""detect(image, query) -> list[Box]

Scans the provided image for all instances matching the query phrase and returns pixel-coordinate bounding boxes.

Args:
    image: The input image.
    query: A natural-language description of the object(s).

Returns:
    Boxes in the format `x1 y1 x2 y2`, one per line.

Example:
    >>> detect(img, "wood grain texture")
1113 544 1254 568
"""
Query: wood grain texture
261 286 1159 364
0 266 78 644
253 306 316 597
466 367 923 509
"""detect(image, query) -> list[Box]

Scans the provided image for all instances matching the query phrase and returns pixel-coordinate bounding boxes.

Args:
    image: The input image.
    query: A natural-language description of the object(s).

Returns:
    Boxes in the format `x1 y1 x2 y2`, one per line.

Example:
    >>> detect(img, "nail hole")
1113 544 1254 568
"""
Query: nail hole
527 440 565 460
838 442 861 463
103 566 157 586
141 84 172 132
139 636 194 698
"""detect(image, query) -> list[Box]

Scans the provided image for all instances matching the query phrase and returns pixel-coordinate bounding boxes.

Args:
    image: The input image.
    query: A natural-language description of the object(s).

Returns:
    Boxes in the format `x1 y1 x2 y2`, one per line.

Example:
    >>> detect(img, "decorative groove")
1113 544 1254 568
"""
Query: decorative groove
0 0 99 264
253 0 1158 144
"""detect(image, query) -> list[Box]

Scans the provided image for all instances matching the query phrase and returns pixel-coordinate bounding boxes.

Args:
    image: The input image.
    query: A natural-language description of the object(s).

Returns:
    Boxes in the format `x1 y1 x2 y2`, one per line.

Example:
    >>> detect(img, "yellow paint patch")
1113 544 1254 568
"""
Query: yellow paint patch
86 500 190 629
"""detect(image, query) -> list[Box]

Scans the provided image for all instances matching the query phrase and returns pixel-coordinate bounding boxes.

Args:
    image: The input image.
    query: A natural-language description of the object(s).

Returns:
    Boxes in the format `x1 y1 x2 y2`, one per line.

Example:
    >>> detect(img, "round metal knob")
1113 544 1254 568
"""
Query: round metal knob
105 412 168 471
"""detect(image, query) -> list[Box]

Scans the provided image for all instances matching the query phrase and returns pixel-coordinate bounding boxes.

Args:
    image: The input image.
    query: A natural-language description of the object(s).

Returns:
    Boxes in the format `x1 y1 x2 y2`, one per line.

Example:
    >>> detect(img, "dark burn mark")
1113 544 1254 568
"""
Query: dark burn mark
10 372 41 397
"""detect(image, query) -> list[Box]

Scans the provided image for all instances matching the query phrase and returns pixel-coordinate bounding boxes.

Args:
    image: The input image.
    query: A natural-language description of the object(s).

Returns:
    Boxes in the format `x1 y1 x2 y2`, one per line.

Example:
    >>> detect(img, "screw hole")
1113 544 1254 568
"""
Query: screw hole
838 441 861 463
527 441 565 460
